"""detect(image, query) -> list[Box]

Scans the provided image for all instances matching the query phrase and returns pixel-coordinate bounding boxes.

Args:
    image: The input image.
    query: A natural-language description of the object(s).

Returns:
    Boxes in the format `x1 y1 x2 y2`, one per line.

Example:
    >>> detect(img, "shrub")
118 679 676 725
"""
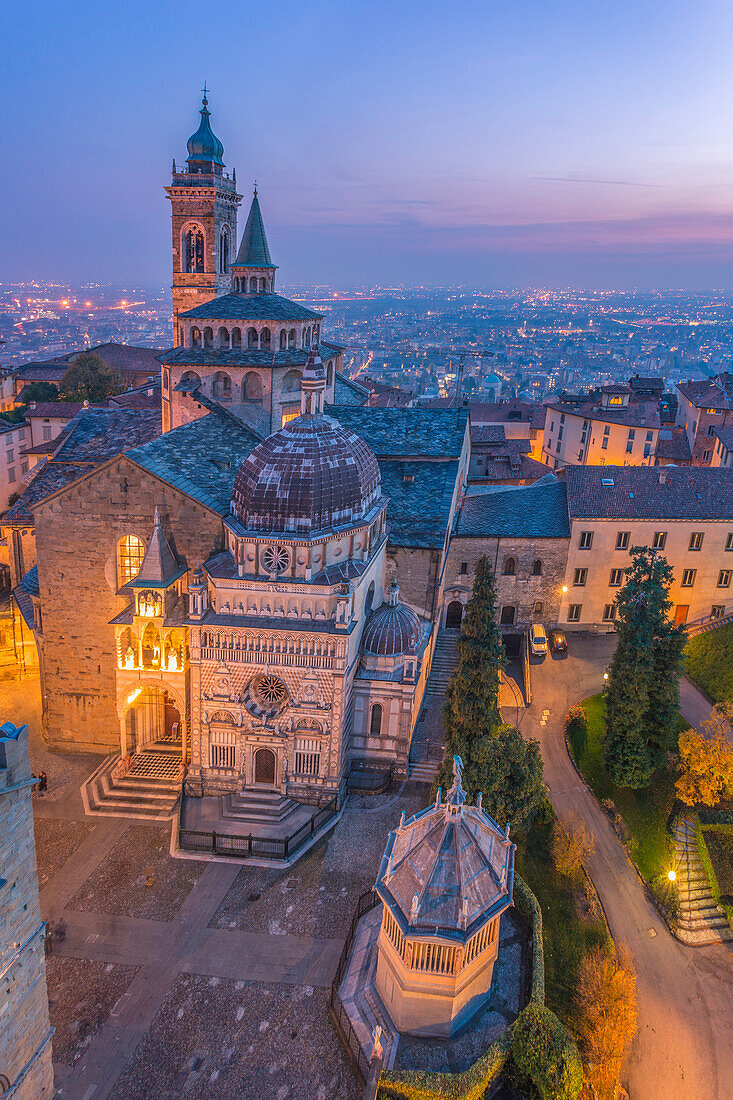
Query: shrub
566 705 588 758
552 814 595 879
684 623 733 706
573 945 637 1100
511 1003 583 1100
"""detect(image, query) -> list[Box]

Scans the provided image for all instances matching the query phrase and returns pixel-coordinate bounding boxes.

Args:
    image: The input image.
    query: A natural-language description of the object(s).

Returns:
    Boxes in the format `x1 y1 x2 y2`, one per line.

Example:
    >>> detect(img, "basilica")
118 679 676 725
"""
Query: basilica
16 96 469 811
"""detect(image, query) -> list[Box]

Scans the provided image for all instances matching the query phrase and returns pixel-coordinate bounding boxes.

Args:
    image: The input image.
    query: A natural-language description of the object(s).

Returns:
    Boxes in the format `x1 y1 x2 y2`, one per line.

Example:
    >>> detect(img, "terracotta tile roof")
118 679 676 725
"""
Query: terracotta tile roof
676 375 733 411
655 427 692 463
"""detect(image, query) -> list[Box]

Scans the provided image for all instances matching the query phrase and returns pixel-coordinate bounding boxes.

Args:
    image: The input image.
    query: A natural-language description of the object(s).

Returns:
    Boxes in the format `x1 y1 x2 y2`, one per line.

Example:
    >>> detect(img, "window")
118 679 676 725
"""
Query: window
533 601 543 616
603 425 610 435
579 531 593 549
558 426 564 441
601 437 608 450
625 441 633 454
653 531 667 550
210 729 236 769
689 532 704 551
727 533 733 552
118 534 145 586
568 604 582 622
459 562 468 575
643 444 651 458
42 425 52 441
703 450 712 463
7 468 15 484
503 556 516 576
183 226 204 273
218 226 230 274
369 704 383 736
609 568 623 587
6 449 13 462
555 439 561 453
711 605 726 620
603 604 617 622
616 531 630 550
500 605 516 625
681 569 696 588
20 461 27 475
707 424 717 436
294 737 321 776
628 429 636 440
718 570 732 588
560 413 565 423
532 559 542 576
574 568 587 586
646 431 654 442
550 421 555 433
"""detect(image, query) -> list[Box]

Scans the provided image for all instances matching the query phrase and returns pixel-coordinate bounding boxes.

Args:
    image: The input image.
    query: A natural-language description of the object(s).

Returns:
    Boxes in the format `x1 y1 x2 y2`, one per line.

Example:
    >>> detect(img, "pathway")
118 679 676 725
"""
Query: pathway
524 637 733 1100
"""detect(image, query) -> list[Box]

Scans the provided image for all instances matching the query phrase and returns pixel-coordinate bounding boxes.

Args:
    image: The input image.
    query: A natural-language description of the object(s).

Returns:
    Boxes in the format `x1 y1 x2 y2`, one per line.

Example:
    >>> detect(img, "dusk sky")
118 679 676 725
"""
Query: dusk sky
6 0 733 289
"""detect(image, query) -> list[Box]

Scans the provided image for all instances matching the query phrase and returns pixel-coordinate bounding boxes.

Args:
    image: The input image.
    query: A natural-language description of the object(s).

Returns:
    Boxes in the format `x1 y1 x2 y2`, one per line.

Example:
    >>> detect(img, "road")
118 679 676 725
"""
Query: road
522 636 733 1100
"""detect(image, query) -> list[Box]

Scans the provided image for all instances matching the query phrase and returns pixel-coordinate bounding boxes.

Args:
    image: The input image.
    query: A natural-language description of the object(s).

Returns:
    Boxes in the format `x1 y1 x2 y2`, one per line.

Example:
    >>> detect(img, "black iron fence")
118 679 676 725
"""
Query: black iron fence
328 888 381 1083
179 793 341 861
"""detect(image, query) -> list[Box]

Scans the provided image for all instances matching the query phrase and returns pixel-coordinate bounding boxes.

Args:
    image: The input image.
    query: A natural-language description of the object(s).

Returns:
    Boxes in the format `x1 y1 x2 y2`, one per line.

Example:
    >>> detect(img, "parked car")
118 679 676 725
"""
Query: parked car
529 624 548 657
550 630 568 653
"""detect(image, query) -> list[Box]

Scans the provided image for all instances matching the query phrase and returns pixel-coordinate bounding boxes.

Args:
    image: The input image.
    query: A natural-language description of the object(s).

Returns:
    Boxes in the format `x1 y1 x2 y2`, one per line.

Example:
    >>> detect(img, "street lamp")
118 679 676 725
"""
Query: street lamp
668 869 676 883
603 672 609 681
562 585 568 594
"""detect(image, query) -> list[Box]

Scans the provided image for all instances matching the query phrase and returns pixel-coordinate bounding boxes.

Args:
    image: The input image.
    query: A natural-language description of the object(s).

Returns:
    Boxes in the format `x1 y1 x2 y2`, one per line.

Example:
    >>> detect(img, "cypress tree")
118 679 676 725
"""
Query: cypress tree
436 555 504 797
604 546 684 787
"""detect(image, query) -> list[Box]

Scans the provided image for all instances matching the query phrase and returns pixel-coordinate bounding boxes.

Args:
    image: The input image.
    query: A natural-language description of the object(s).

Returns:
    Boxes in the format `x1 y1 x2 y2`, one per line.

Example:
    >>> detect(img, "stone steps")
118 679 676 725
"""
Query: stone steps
220 790 300 825
408 760 441 783
673 814 733 945
81 754 180 820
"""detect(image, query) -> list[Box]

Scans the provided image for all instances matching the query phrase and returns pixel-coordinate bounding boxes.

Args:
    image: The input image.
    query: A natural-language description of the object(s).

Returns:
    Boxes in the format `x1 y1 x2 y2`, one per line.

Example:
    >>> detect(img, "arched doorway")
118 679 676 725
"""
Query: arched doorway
124 686 181 754
254 747 276 786
446 601 464 628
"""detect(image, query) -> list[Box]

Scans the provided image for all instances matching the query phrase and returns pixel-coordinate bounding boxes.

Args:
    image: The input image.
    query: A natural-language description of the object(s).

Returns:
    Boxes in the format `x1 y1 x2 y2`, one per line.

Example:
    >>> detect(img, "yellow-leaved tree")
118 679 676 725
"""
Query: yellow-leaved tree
574 944 638 1100
676 704 733 808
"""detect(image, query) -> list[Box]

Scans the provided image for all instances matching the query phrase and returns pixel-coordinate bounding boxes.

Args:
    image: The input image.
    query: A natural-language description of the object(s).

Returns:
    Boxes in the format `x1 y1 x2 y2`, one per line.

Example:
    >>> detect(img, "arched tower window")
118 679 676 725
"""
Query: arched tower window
532 559 543 576
249 276 258 293
231 328 241 348
233 277 240 293
288 329 296 349
218 327 230 348
327 361 334 387
304 327 311 347
503 556 516 576
370 703 383 736
247 327 258 349
203 327 213 348
260 327 271 349
191 327 201 348
279 329 287 350
117 535 145 587
183 226 204 274
259 277 266 292
219 227 230 274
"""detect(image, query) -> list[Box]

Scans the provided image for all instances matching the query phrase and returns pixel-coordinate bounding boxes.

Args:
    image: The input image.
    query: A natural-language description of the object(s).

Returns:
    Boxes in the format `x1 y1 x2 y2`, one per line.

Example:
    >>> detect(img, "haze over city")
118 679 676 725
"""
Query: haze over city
6 0 733 289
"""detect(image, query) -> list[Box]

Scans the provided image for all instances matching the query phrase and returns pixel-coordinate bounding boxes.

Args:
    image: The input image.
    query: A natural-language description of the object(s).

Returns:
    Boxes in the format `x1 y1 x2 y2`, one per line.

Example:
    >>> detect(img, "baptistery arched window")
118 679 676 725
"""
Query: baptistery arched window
261 327 271 349
247 327 258 349
279 329 287 350
183 226 204 273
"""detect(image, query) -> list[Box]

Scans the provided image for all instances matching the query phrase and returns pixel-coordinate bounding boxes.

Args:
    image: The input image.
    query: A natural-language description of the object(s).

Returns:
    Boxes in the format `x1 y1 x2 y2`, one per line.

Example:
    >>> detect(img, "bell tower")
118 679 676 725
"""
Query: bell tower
165 88 242 345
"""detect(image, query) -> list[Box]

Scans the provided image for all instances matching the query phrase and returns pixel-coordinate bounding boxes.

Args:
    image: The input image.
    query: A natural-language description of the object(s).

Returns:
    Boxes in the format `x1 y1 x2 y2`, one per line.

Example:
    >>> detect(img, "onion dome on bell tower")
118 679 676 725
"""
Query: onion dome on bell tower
186 87 225 171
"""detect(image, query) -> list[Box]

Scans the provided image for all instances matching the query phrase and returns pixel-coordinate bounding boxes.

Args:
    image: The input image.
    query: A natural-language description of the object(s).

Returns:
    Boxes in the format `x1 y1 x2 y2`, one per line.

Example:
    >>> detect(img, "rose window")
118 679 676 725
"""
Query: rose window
252 674 288 708
261 545 290 574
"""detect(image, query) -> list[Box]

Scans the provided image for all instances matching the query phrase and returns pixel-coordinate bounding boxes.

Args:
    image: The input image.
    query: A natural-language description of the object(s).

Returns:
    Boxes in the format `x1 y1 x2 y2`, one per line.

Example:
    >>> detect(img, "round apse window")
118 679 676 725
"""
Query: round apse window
252 674 288 708
261 545 290 574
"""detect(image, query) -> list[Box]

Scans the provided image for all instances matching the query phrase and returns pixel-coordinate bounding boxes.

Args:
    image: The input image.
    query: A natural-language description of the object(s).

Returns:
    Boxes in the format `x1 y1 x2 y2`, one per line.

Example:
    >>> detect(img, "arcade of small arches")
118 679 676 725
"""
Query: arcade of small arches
199 630 343 662
186 322 320 351
232 274 275 293
116 625 188 673
119 684 187 759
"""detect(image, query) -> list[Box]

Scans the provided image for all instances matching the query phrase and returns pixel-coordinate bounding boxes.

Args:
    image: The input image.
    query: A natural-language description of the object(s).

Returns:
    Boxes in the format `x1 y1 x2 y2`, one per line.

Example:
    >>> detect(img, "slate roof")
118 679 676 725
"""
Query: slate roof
332 373 369 407
375 771 514 939
328 406 468 459
19 565 39 596
362 592 421 656
470 424 506 445
126 410 261 515
180 292 321 323
160 341 342 369
3 408 162 527
474 455 550 483
714 427 733 454
457 476 571 539
545 396 660 429
233 191 275 268
565 465 733 520
379 459 459 548
24 402 84 418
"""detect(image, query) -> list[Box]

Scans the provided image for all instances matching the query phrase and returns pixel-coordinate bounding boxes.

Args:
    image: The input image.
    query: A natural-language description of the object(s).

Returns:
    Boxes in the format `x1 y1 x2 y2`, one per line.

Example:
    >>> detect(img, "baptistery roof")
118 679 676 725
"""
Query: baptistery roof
230 412 382 536
362 582 421 656
375 757 515 939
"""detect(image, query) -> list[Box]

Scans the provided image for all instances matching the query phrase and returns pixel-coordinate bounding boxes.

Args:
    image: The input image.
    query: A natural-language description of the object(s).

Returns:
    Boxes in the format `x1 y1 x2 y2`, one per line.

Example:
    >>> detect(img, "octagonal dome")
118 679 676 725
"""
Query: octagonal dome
231 413 382 536
362 582 421 656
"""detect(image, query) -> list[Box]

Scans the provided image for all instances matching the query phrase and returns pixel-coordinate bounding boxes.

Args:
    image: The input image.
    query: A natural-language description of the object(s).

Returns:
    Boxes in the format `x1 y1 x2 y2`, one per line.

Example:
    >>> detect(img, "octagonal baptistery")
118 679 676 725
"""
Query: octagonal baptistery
231 412 382 536
374 757 515 1037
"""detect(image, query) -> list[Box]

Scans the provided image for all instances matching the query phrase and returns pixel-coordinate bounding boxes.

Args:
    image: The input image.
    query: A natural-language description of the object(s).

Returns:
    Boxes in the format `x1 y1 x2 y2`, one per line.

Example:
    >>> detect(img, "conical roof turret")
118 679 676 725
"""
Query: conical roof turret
131 508 182 587
234 188 276 269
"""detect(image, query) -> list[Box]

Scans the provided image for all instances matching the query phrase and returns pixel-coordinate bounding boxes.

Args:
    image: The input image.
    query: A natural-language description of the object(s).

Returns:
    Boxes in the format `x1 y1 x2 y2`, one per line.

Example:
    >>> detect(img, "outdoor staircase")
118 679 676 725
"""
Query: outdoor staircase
674 815 733 945
407 759 441 782
424 628 460 696
220 789 301 826
82 749 182 820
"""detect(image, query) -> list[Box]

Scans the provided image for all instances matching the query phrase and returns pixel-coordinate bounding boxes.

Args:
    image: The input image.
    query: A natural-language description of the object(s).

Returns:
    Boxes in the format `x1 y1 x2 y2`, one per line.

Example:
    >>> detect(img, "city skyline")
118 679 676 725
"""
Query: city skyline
5 0 733 289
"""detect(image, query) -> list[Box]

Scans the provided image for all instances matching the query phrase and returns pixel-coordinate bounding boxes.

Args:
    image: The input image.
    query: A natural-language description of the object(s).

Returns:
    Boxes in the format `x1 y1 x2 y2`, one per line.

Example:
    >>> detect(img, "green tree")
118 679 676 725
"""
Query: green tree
436 555 504 797
512 1002 584 1100
604 547 684 787
23 380 60 403
59 352 121 402
477 724 545 833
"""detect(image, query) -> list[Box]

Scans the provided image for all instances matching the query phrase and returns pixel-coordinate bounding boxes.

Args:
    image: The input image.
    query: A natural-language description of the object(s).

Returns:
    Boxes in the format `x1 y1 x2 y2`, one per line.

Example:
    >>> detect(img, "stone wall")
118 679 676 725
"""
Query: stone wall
387 547 441 621
34 455 225 753
0 725 54 1098
444 537 570 630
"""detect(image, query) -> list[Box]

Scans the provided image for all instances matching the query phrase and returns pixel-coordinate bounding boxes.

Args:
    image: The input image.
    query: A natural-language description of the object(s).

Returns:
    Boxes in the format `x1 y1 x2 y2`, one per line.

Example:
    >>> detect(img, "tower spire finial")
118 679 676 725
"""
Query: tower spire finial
201 81 209 105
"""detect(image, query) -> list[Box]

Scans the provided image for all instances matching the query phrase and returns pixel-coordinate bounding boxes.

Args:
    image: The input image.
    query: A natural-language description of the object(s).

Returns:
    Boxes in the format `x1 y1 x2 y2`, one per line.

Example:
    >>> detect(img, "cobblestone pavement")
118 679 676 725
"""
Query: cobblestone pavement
5 673 425 1099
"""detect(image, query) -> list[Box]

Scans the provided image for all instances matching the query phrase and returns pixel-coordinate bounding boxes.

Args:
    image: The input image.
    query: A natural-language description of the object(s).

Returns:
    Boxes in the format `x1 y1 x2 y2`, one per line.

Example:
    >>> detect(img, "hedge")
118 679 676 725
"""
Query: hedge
695 819 733 925
511 1002 583 1100
684 623 733 705
376 875 543 1100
